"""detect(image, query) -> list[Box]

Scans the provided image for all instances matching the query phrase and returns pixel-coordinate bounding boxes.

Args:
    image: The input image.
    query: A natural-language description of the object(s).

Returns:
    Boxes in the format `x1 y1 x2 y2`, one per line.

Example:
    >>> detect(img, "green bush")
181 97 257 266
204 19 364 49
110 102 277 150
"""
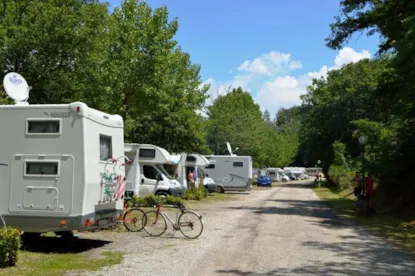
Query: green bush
0 227 21 268
184 185 209 200
328 164 355 190
125 194 184 208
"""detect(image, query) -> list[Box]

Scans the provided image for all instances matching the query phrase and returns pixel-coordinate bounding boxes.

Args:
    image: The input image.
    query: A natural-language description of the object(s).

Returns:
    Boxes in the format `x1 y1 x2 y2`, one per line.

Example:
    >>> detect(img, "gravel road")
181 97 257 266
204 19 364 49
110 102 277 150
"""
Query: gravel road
74 181 415 276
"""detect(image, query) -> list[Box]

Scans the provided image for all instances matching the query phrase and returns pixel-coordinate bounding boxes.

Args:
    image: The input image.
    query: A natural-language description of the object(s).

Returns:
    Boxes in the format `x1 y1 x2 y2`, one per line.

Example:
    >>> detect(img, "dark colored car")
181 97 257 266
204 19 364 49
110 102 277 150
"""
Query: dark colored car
257 175 272 187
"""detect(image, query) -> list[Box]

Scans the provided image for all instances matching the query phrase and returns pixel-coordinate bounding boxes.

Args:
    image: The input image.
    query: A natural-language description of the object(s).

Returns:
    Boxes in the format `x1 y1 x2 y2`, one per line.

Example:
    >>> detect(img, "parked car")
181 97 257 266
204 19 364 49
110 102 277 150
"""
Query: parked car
203 176 217 193
257 175 272 187
288 173 297 180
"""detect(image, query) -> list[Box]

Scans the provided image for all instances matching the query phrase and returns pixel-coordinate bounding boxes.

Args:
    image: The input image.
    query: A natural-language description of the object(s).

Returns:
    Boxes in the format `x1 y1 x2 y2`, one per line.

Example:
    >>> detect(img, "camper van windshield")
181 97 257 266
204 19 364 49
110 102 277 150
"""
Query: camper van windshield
155 164 173 180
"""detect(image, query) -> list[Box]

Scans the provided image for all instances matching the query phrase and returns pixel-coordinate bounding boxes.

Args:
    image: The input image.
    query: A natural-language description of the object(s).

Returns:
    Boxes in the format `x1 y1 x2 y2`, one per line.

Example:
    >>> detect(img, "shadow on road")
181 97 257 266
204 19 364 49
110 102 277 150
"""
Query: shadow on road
22 236 112 254
226 197 350 229
220 183 415 275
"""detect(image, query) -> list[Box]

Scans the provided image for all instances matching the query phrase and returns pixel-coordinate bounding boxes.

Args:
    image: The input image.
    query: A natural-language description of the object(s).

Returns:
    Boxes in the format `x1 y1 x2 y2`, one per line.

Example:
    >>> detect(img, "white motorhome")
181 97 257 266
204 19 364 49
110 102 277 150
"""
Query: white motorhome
284 167 307 179
266 168 290 182
203 155 253 193
124 143 184 198
0 73 125 237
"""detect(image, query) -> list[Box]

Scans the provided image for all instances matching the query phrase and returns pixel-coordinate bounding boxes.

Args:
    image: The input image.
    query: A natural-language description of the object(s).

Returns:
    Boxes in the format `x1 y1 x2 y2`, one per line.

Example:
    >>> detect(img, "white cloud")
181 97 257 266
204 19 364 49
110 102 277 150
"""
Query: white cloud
204 47 371 117
237 51 302 76
334 47 371 68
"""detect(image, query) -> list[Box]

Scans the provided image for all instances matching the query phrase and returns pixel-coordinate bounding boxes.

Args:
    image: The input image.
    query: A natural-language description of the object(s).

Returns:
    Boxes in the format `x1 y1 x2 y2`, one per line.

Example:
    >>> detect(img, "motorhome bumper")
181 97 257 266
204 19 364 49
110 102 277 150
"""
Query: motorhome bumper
168 187 184 198
2 209 124 233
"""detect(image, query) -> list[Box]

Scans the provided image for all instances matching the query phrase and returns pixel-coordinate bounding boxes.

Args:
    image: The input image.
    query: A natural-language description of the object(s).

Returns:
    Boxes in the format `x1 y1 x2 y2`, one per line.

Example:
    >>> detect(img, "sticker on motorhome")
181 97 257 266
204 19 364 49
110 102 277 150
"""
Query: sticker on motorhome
44 112 71 118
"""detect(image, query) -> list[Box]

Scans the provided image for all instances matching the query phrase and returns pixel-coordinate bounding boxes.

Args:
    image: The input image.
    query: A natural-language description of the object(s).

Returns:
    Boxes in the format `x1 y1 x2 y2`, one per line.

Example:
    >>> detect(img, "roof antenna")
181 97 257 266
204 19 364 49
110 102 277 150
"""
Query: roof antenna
3 72 31 105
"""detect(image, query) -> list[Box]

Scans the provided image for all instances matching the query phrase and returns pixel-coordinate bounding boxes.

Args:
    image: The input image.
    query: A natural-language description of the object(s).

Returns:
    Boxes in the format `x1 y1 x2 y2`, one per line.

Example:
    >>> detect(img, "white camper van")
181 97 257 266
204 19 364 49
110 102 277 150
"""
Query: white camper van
0 73 125 236
124 143 184 198
284 167 307 179
204 155 253 193
266 168 290 182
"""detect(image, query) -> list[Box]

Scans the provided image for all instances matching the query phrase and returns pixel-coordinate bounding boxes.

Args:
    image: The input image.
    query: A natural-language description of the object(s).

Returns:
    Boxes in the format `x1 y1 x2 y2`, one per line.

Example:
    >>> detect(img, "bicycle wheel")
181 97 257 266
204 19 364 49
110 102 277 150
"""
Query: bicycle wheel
143 210 167 237
123 208 146 232
178 210 203 239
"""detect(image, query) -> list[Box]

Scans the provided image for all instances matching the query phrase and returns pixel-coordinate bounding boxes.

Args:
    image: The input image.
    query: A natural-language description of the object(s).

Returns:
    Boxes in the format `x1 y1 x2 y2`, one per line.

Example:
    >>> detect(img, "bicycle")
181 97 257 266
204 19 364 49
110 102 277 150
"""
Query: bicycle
122 207 147 232
143 201 203 239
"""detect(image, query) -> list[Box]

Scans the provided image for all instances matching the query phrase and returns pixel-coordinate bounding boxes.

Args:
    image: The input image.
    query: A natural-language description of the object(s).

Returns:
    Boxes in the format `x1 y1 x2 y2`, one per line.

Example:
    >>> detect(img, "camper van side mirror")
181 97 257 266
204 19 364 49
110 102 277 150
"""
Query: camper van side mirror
156 174 163 181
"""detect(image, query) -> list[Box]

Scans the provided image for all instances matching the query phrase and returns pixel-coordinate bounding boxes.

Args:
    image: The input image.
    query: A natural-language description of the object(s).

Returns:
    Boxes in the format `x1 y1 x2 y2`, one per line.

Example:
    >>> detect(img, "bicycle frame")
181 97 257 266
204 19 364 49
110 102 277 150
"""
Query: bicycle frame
154 203 183 230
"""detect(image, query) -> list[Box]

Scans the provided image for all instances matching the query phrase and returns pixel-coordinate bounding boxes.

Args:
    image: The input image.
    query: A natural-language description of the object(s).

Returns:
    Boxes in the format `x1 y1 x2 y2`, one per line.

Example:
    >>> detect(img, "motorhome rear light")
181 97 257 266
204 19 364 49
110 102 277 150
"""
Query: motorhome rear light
118 215 123 221
60 220 66 225
76 106 80 112
85 219 91 227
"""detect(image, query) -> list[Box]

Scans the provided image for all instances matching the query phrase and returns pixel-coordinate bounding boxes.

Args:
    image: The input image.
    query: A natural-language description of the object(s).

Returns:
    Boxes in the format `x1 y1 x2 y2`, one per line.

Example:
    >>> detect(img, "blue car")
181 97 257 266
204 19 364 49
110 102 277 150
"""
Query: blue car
257 175 272 187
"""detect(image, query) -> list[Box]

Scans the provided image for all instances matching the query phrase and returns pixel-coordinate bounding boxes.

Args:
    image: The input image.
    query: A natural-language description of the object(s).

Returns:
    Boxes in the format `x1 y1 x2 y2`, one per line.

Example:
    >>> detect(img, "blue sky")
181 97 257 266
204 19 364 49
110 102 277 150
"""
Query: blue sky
107 0 379 115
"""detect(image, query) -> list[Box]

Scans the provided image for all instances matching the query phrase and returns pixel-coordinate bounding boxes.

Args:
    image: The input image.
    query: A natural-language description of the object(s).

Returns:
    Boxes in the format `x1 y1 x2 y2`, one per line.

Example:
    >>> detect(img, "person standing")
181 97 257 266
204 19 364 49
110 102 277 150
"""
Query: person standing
366 173 375 211
187 169 195 189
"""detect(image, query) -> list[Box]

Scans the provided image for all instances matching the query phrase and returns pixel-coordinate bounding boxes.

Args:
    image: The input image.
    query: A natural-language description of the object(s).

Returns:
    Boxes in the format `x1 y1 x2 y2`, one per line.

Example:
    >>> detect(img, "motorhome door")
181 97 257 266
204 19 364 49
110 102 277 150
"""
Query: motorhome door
140 164 160 196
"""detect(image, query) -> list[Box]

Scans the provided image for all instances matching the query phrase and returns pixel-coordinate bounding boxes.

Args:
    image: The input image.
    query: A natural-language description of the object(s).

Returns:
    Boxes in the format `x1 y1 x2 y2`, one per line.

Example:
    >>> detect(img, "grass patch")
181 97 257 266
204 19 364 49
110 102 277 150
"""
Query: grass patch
184 192 239 204
313 185 415 255
0 250 123 276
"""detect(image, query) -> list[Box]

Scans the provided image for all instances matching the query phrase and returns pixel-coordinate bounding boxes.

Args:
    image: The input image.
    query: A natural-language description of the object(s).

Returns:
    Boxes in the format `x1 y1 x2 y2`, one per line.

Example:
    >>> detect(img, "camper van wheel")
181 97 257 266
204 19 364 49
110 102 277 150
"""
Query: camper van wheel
55 231 74 240
216 186 225 193
282 178 287 182
156 191 169 197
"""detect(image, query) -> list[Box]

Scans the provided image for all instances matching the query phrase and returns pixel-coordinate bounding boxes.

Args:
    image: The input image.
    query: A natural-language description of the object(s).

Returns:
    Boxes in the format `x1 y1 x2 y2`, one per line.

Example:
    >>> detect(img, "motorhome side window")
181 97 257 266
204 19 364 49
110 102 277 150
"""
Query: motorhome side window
139 149 156 158
233 162 243 167
27 119 60 134
99 135 112 161
25 162 59 176
186 156 197 162
143 165 158 180
206 164 215 169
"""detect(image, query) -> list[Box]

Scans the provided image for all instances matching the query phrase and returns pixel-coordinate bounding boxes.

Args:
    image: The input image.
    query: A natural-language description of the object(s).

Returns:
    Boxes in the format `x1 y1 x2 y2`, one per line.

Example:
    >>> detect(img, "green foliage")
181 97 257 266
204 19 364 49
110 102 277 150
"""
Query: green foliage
0 0 209 153
126 194 183 208
0 227 21 268
327 165 355 190
300 0 415 215
332 141 348 168
184 185 209 200
205 87 298 167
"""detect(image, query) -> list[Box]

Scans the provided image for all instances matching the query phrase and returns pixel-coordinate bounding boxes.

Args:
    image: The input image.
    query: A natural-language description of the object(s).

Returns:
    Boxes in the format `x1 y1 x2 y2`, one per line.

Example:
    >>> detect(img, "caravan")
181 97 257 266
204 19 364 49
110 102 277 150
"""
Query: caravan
124 143 184 198
204 155 253 193
266 168 290 182
0 73 125 236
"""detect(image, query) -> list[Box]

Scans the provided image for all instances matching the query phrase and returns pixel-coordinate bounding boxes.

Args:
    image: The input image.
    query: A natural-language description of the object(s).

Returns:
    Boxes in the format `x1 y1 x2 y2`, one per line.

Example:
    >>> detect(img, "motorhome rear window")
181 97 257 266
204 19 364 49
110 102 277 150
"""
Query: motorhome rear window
206 164 215 169
139 149 156 158
233 162 244 167
186 156 197 162
25 162 59 176
27 119 60 134
100 134 112 161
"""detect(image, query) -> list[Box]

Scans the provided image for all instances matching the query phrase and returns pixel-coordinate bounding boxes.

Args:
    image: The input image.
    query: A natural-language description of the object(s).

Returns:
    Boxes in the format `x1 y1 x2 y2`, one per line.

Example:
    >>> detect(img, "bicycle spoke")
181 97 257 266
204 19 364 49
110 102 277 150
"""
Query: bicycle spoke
178 211 203 239
123 208 146 232
143 210 167 237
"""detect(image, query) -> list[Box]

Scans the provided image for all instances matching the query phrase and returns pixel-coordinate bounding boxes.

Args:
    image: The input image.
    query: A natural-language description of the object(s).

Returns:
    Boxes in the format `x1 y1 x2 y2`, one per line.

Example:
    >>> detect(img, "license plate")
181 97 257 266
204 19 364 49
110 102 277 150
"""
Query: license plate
99 219 108 226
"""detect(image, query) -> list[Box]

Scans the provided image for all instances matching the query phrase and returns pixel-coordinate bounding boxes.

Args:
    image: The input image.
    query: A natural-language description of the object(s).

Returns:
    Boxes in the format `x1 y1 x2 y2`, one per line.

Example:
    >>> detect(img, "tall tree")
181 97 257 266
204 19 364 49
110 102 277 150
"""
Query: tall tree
104 0 209 152
262 109 271 122
0 0 109 104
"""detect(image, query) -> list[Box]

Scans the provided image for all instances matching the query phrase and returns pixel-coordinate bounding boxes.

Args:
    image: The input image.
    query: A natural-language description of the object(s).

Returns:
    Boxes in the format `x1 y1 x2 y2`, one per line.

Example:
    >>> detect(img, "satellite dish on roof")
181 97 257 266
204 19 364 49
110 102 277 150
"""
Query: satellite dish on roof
226 141 233 155
3 72 30 105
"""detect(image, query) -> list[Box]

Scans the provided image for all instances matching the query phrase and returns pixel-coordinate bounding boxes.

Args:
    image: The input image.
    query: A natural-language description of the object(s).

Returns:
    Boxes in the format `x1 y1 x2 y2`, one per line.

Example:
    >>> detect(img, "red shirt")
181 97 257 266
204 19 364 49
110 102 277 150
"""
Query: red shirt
366 176 374 194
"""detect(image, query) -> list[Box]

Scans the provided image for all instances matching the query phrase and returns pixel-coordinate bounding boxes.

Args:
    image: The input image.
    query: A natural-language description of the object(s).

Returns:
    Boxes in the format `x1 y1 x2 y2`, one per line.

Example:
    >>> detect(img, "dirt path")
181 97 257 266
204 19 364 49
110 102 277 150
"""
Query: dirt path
75 182 415 276
191 182 415 275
